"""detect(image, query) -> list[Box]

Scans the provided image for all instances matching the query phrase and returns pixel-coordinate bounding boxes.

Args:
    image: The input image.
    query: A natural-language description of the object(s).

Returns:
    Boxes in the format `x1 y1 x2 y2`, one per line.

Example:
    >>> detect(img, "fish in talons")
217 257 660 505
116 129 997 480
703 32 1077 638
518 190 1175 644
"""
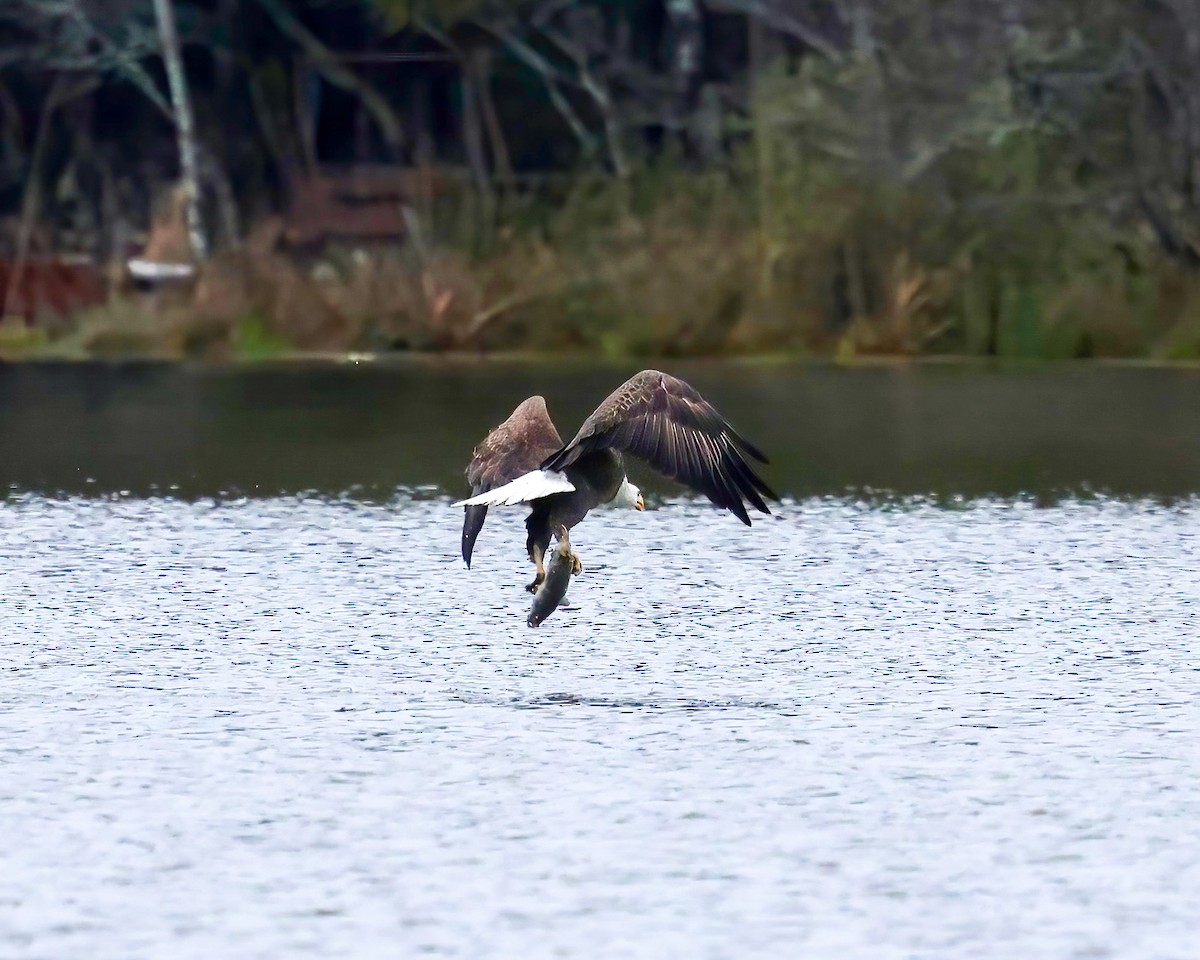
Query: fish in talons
527 526 579 628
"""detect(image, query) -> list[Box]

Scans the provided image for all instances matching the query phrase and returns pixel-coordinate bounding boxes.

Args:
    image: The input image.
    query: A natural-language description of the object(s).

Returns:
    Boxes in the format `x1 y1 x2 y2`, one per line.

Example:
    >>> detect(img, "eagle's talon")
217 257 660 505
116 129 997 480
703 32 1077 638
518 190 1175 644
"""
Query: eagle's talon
571 556 583 574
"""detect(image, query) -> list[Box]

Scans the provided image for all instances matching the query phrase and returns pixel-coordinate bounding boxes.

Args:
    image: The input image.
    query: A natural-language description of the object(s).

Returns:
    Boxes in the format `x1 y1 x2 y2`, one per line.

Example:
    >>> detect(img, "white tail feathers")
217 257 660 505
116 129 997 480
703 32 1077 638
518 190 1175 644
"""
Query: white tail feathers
454 469 576 507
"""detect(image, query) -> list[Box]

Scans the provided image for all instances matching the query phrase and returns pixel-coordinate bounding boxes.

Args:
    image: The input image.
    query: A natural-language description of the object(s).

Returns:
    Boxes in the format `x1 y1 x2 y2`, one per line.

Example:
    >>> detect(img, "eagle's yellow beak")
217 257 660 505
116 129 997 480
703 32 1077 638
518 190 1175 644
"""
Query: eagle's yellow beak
635 494 646 511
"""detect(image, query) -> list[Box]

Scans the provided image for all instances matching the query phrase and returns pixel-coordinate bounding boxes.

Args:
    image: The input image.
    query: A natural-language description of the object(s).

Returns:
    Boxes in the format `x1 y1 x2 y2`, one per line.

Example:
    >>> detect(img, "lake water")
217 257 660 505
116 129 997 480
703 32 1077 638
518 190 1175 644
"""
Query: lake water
2 361 1199 958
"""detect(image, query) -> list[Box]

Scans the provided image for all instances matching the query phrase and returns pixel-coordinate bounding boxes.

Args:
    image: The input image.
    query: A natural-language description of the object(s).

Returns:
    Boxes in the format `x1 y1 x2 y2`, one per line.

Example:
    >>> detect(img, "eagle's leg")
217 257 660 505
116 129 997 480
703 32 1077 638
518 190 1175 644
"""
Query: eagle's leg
526 544 546 594
525 504 553 593
572 555 583 575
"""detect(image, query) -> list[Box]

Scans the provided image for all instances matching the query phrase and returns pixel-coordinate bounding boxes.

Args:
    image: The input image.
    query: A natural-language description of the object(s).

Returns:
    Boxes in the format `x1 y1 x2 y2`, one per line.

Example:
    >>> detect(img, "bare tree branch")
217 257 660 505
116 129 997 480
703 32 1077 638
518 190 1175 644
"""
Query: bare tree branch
539 25 627 176
470 18 598 158
254 0 405 157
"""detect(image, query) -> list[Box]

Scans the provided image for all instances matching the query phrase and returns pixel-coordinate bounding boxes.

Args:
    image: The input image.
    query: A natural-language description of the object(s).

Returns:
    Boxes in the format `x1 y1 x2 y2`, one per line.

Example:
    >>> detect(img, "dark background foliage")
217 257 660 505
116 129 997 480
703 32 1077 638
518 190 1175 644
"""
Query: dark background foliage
4 0 1200 358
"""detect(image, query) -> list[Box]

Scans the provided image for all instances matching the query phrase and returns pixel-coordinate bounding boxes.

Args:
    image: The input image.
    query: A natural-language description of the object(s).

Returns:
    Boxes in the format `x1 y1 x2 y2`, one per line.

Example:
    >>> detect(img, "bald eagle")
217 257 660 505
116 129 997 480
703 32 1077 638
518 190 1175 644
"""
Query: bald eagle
454 370 776 591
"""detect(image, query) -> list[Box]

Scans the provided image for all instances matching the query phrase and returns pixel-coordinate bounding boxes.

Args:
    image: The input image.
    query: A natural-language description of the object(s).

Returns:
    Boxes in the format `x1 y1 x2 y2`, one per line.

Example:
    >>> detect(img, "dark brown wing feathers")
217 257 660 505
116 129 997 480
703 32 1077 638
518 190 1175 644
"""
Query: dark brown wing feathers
462 396 563 566
466 396 563 491
541 370 776 525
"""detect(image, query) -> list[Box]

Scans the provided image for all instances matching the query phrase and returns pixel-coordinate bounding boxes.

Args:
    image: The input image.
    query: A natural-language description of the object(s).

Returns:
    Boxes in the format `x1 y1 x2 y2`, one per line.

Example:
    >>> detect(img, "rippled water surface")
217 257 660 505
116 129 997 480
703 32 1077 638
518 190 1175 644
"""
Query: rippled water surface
3 494 1197 959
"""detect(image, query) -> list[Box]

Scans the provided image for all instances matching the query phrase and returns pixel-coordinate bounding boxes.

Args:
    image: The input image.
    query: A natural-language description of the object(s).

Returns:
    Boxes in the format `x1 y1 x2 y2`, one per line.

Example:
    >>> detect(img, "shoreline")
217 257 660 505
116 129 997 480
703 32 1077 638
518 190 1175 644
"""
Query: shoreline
4 350 1200 372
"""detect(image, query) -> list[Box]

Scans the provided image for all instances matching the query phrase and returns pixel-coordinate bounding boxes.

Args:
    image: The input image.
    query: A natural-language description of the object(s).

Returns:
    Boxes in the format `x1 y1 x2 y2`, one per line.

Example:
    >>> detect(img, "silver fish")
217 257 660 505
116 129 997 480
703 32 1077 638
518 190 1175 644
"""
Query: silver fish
527 526 577 627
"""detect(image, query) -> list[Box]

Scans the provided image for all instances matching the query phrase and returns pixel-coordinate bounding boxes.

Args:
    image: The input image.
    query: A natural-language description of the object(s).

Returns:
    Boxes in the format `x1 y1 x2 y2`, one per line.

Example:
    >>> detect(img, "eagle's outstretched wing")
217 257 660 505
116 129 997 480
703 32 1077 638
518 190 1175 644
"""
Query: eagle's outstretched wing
541 370 776 525
461 396 563 566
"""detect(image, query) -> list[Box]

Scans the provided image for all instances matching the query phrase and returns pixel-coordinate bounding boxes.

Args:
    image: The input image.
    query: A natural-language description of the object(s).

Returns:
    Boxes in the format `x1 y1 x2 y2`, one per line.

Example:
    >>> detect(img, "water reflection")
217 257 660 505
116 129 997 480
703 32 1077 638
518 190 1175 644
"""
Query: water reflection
3 359 1200 500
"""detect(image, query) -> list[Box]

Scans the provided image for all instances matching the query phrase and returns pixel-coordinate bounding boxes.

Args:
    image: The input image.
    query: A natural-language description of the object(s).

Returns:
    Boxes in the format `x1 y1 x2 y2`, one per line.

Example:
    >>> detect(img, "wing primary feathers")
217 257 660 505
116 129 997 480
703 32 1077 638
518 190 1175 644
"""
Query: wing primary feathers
712 465 749 524
648 413 667 467
722 443 769 515
683 425 728 510
725 429 770 466
722 439 776 512
703 433 751 524
534 370 776 525
686 429 729 512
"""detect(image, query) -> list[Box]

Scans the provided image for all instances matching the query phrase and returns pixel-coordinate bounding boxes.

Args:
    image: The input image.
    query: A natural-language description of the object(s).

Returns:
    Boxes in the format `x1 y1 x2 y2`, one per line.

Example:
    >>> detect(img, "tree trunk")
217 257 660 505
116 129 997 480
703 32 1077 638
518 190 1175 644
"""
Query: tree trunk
471 49 513 186
152 0 207 260
2 76 64 321
665 0 704 139
461 65 495 250
293 56 319 173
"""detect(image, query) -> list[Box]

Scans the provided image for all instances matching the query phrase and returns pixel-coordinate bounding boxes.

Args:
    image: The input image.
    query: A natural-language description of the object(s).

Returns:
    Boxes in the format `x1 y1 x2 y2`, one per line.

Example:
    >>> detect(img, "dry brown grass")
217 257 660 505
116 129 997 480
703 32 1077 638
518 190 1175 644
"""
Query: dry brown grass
29 161 1200 362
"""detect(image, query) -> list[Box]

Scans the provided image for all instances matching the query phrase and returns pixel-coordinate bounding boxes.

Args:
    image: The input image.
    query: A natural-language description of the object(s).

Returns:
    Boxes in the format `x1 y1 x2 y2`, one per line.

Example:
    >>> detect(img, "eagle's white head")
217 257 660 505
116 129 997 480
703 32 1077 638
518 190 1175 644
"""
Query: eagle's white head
614 477 645 511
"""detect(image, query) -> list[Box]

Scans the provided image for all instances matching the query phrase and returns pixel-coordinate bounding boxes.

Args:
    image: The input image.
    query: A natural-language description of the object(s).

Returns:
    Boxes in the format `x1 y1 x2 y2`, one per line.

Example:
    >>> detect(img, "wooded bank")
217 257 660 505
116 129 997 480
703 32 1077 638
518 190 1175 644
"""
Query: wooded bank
3 1 1200 360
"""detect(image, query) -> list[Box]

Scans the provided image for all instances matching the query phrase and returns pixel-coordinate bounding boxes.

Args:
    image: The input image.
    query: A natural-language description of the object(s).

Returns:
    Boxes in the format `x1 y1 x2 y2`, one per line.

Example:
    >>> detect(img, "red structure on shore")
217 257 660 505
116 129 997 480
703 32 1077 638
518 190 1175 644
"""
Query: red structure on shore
0 259 106 325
